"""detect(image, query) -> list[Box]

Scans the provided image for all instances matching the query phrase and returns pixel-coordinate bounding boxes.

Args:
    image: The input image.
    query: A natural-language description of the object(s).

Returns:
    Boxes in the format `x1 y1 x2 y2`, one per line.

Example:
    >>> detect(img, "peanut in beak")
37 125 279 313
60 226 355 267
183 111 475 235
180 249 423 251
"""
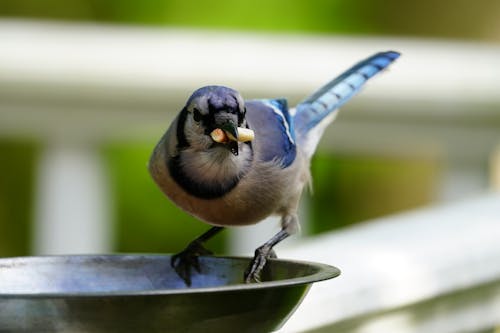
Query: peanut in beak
210 127 254 143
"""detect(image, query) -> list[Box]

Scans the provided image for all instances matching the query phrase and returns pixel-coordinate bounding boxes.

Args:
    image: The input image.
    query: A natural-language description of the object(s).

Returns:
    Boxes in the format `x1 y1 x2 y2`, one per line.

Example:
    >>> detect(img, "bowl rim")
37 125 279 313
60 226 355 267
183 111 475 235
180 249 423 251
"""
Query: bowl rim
0 254 341 298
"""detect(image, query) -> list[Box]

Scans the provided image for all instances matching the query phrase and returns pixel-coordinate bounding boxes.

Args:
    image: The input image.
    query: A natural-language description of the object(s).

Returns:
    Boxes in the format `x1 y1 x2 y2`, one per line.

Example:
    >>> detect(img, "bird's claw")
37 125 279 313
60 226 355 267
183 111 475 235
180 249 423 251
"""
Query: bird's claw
244 246 277 283
171 241 213 286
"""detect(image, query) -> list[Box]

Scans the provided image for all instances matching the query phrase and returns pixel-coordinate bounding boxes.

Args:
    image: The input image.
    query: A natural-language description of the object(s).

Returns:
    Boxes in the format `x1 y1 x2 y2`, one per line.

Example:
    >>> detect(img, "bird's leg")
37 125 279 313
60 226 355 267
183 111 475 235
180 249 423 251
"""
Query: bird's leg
244 214 299 283
171 226 224 286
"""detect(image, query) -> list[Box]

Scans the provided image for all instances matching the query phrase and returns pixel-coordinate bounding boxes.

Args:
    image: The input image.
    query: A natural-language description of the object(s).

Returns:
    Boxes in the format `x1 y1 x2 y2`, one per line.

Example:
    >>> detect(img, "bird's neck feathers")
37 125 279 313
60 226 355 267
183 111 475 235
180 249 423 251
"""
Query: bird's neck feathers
169 143 252 199
182 145 251 184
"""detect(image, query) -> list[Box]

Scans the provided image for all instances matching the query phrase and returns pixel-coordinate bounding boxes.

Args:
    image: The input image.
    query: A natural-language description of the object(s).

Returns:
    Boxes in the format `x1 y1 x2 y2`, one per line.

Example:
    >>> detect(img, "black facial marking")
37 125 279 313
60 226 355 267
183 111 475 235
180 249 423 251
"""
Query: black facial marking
176 107 189 149
193 108 202 122
207 99 214 113
238 107 247 125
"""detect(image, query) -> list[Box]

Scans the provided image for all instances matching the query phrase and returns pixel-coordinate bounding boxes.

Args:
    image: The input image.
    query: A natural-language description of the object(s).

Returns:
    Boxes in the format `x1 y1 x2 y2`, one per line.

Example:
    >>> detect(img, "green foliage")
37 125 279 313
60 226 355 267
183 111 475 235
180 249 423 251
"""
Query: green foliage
104 141 226 254
0 0 369 33
0 141 35 256
1 0 499 40
309 153 438 234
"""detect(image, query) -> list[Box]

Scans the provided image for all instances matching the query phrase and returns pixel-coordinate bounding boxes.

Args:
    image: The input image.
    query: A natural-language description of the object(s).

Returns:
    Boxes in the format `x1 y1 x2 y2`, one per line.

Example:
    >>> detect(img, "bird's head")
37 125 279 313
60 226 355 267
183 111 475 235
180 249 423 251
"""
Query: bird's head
181 85 251 156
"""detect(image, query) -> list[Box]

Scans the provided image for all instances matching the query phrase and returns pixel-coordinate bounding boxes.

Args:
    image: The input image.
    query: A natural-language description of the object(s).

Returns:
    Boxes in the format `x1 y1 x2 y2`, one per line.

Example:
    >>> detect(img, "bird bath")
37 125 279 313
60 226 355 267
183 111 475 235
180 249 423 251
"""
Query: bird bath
0 254 339 332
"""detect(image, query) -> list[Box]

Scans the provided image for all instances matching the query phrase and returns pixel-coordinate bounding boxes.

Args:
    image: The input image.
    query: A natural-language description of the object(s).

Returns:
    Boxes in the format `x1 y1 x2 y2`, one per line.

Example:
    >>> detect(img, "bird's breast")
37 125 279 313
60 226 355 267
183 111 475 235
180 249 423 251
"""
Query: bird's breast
151 155 303 226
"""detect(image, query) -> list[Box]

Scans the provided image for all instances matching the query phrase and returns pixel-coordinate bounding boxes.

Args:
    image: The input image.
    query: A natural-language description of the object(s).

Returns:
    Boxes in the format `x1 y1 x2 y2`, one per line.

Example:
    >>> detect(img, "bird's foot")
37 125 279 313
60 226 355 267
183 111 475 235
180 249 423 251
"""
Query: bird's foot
244 246 277 283
171 241 213 286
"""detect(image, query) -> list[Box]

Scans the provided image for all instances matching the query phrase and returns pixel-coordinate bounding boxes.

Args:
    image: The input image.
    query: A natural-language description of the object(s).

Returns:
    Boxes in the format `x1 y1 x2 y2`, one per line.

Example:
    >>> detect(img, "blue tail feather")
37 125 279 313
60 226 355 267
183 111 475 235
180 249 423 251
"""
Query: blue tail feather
294 51 400 136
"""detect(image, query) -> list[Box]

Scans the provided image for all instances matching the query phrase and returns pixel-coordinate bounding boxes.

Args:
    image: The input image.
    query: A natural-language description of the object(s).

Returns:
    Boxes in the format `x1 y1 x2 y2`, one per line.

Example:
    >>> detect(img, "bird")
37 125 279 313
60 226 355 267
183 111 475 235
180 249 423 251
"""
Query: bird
149 51 400 285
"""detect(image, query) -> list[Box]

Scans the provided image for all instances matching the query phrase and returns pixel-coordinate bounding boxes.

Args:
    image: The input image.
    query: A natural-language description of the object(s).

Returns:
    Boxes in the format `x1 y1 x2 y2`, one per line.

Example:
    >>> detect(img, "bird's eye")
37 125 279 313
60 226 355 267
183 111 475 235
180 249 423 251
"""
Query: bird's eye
193 108 202 122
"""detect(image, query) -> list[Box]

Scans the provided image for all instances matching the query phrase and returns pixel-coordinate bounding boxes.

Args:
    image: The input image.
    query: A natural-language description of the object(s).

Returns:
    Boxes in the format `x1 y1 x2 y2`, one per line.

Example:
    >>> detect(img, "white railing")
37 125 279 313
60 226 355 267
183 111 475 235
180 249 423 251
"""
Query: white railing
1 20 500 331
278 192 500 332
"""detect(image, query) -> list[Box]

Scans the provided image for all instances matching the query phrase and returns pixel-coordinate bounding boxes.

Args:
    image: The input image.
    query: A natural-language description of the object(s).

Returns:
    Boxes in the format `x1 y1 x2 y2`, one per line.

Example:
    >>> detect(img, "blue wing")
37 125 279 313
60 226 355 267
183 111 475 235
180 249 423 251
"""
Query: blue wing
294 51 400 138
245 99 296 168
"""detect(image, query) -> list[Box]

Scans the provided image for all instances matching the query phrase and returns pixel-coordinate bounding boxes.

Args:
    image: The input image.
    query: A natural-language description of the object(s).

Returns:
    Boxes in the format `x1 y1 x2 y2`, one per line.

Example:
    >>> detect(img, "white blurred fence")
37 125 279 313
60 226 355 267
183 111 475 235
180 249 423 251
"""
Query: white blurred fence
1 19 500 332
279 192 500 332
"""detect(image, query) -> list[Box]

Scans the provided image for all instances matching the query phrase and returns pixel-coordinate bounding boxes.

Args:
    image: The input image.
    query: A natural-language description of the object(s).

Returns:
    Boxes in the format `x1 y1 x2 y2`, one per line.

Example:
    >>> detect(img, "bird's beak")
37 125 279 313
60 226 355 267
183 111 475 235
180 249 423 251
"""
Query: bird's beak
220 122 240 156
210 122 255 156
220 123 239 141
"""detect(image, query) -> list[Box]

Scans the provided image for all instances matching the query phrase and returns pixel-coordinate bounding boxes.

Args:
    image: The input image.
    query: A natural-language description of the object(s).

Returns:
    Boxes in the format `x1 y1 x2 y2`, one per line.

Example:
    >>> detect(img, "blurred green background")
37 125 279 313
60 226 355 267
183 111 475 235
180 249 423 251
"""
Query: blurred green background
0 0 497 256
2 0 500 40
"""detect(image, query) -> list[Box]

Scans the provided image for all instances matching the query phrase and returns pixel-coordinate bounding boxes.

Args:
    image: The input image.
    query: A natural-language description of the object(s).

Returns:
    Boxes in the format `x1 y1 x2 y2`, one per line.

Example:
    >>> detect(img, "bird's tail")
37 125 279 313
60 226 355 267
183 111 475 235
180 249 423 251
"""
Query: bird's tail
294 51 400 158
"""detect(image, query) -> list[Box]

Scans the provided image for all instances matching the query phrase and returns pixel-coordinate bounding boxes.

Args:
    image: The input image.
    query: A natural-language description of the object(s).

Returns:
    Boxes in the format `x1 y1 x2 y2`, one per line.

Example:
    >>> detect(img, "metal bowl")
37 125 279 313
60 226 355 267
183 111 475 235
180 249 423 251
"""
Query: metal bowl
0 254 339 332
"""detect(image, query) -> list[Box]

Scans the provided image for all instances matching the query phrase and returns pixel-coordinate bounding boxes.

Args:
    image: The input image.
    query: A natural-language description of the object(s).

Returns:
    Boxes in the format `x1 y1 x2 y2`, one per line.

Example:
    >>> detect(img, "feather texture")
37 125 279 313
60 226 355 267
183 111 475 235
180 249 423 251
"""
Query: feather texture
294 51 400 157
149 51 400 284
245 99 297 168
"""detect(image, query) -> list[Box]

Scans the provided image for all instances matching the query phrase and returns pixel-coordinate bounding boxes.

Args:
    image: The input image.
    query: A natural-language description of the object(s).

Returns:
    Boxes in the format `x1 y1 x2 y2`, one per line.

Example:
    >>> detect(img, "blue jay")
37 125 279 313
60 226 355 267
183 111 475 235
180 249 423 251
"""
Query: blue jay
149 51 400 285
